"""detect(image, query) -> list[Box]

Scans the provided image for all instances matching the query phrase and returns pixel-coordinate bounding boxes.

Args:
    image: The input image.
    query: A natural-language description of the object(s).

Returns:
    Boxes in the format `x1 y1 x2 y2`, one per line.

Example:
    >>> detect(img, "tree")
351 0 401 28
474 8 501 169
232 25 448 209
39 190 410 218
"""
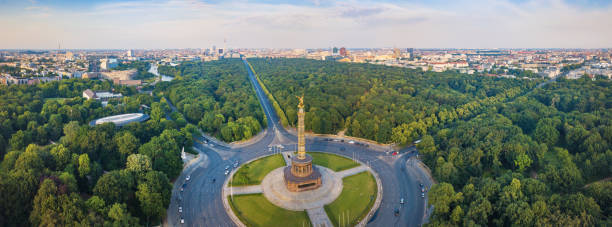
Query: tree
30 179 60 226
416 135 436 160
136 183 165 225
78 154 91 178
467 197 493 225
93 170 135 205
114 132 140 157
50 144 72 171
428 183 463 217
107 203 139 226
450 205 463 224
533 118 559 146
9 130 30 150
13 146 44 173
138 132 182 179
126 154 152 173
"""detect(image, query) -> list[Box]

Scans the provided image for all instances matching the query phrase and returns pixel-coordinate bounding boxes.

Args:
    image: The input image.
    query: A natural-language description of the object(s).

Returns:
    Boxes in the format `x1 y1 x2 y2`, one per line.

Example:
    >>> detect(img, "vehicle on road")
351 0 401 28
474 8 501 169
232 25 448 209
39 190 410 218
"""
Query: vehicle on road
225 165 230 170
180 187 183 192
421 192 425 198
179 206 182 213
333 139 340 142
340 147 346 151
224 170 229 175
400 198 404 204
394 208 400 216
212 178 216 183
186 175 190 181
180 218 184 224
348 140 355 144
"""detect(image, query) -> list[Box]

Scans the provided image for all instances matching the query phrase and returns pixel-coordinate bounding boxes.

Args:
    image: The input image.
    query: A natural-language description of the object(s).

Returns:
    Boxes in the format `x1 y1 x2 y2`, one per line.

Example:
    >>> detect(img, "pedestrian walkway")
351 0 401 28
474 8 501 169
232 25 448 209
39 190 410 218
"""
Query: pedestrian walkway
261 167 343 211
281 151 292 166
307 207 333 227
336 165 368 178
225 185 262 195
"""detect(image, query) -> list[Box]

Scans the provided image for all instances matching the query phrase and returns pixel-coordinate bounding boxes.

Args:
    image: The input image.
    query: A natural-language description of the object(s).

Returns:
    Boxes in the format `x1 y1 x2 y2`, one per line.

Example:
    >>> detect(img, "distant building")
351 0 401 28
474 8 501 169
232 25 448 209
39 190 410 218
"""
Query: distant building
332 47 339 55
100 58 118 70
113 79 142 86
100 69 137 81
126 50 133 57
65 51 74 61
82 72 100 79
407 48 414 58
339 47 348 56
393 48 401 59
90 113 149 127
82 89 123 101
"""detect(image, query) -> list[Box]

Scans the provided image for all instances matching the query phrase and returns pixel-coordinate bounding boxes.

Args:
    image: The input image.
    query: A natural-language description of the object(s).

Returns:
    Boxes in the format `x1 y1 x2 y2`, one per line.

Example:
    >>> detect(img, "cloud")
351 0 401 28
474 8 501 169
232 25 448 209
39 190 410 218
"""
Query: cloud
0 0 611 49
340 6 385 18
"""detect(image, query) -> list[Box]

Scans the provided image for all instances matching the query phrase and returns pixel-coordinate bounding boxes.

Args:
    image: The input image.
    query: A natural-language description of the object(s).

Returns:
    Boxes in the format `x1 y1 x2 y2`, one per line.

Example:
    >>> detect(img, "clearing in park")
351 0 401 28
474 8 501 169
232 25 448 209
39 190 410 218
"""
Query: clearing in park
231 154 286 186
229 194 312 227
325 171 378 227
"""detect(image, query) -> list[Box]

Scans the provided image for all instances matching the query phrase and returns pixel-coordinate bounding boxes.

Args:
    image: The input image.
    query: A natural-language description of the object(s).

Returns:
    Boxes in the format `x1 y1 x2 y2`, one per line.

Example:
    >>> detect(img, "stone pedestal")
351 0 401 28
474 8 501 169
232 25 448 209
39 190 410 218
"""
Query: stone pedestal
284 154 322 192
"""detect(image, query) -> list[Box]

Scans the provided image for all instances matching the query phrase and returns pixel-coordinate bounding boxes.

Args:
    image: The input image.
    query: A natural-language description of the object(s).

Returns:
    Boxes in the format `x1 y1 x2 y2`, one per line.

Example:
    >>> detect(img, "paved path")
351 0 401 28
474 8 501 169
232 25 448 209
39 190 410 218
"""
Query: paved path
226 185 263 195
281 151 292 166
307 207 333 227
336 165 368 178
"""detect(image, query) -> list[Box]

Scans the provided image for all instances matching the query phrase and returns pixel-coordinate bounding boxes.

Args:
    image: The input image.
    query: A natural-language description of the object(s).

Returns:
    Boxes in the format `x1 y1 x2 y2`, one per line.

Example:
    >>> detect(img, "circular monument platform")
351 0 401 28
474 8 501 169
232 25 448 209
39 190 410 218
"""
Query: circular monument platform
261 165 343 211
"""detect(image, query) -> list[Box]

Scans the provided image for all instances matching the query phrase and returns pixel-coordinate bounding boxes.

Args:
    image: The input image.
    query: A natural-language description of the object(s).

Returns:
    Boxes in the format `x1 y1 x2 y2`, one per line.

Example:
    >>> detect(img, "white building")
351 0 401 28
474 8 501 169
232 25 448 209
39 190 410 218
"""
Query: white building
100 58 118 70
83 89 123 101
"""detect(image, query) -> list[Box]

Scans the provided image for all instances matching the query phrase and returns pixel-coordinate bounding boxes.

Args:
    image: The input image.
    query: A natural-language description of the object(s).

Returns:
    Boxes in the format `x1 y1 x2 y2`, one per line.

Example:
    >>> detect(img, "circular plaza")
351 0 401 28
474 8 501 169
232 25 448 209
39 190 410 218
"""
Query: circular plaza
222 152 381 227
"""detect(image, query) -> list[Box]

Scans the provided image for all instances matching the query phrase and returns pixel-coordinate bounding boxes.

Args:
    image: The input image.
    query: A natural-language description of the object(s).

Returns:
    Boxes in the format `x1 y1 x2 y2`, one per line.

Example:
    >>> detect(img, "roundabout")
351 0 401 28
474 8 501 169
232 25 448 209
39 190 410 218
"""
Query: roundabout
166 59 434 227
223 152 380 227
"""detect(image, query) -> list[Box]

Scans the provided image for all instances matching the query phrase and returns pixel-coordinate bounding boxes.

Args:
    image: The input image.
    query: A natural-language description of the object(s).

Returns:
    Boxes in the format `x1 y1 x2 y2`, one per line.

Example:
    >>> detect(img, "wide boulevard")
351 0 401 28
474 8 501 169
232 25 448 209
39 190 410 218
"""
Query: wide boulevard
166 59 434 227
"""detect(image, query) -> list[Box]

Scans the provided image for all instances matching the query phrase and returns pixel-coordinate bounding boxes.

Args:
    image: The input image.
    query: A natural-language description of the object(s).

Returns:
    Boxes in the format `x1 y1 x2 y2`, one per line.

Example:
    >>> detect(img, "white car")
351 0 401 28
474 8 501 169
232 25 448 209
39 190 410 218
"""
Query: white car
224 170 230 175
186 175 190 181
348 140 355 144
180 218 185 224
178 206 182 213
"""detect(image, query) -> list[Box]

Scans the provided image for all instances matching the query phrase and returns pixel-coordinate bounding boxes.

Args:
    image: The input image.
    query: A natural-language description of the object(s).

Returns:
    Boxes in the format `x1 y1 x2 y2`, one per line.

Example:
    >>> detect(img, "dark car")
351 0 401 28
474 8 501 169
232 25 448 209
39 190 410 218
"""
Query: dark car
394 208 400 216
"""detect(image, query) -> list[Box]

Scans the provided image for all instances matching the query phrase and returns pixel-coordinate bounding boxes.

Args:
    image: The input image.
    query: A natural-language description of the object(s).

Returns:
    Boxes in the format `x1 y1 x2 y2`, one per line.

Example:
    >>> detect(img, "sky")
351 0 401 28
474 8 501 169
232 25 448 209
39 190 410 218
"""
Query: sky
1 0 611 49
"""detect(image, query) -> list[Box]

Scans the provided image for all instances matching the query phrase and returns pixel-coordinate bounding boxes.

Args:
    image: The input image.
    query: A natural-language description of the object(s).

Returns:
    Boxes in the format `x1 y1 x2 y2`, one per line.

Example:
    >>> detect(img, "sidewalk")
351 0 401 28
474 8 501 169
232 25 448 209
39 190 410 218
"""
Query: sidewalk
307 207 333 227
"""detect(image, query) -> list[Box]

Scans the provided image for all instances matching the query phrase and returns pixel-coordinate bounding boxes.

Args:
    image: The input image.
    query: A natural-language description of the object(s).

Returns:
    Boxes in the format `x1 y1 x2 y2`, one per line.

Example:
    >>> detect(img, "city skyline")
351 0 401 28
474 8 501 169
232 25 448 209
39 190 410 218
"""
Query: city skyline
1 0 612 49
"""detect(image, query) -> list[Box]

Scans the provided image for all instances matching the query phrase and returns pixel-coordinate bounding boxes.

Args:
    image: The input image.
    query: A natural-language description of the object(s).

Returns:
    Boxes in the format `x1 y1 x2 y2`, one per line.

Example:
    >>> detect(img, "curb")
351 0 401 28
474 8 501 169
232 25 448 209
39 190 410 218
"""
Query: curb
222 153 280 227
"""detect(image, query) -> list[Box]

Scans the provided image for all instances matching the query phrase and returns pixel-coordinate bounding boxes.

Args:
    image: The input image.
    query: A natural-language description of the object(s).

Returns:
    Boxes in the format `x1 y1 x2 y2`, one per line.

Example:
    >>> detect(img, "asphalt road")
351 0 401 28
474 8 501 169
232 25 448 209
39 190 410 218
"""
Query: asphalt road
165 59 433 227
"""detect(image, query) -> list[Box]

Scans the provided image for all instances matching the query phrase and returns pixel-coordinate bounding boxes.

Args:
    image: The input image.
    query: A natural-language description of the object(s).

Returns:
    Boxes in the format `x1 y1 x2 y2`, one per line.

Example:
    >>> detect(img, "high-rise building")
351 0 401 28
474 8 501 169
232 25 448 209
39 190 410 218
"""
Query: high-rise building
393 48 401 59
339 47 347 56
332 47 339 55
126 50 133 57
407 48 415 58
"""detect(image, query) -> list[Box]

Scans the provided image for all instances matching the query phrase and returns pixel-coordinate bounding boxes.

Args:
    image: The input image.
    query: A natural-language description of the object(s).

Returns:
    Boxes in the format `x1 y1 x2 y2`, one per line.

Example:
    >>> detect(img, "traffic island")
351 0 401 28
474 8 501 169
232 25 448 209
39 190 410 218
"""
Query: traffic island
223 152 381 227
324 171 378 227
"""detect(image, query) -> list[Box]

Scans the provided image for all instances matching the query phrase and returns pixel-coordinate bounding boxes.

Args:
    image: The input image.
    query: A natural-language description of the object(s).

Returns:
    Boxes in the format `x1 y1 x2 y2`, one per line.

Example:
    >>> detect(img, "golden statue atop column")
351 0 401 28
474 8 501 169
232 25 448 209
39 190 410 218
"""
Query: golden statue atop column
284 95 322 192
296 95 306 159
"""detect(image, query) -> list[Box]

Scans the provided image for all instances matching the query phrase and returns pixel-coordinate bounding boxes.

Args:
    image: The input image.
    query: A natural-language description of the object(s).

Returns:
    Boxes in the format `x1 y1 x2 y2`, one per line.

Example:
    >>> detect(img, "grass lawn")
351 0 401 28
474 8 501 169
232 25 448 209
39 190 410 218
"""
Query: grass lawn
325 171 377 227
230 154 285 186
229 194 311 227
308 152 360 172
